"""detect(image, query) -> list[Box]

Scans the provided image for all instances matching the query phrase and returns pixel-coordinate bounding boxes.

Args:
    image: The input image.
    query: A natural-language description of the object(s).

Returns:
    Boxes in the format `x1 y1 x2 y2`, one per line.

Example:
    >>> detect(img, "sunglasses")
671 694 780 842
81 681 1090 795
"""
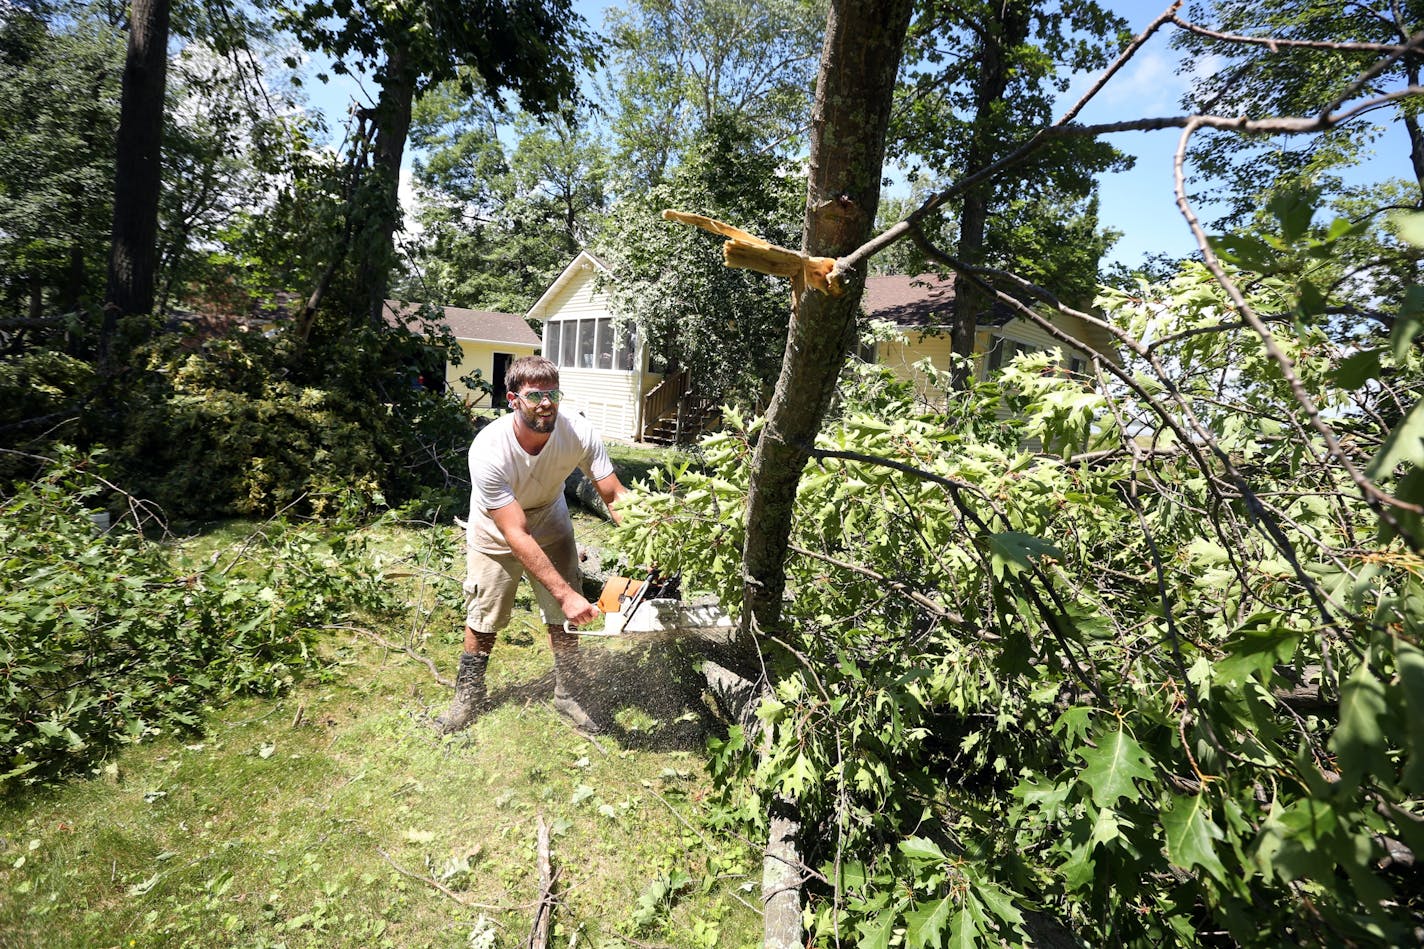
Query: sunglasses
515 389 563 404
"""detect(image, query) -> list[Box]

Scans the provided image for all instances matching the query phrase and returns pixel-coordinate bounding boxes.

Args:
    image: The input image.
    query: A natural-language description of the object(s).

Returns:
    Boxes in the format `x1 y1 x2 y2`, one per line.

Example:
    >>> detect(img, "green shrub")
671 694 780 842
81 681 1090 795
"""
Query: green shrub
0 453 394 790
102 320 477 520
0 350 96 484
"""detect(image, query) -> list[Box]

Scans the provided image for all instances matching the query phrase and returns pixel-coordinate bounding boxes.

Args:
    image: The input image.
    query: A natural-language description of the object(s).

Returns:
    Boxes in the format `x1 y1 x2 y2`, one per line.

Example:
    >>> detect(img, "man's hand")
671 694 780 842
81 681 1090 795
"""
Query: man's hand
595 472 628 526
560 591 600 627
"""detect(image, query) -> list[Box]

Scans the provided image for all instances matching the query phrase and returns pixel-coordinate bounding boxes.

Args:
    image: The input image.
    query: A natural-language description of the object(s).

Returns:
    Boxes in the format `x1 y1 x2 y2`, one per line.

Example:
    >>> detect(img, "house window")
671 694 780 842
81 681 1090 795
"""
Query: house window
578 319 595 368
987 336 1038 373
595 320 613 369
544 322 561 362
544 316 638 371
559 321 577 367
614 322 636 371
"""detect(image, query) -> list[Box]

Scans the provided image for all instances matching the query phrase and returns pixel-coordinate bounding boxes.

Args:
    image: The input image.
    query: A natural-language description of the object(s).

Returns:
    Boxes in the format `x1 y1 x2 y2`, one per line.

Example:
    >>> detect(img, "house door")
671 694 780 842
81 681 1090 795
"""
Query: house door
492 353 511 408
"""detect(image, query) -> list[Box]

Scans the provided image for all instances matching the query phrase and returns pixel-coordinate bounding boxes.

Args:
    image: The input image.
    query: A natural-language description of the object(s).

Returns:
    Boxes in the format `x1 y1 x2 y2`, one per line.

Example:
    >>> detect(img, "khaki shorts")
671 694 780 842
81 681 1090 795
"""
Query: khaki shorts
463 533 580 632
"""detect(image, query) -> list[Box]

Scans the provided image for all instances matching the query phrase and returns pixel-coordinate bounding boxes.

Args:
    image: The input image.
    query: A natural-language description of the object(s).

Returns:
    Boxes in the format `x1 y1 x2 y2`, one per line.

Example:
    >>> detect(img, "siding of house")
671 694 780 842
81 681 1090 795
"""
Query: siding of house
445 339 539 407
996 316 1088 363
532 256 661 441
558 368 646 440
877 330 954 395
881 318 1091 382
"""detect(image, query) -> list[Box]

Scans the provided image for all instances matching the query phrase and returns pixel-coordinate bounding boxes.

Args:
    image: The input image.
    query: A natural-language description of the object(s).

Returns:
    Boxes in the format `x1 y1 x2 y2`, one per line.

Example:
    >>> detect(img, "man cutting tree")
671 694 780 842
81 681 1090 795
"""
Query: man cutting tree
433 356 627 736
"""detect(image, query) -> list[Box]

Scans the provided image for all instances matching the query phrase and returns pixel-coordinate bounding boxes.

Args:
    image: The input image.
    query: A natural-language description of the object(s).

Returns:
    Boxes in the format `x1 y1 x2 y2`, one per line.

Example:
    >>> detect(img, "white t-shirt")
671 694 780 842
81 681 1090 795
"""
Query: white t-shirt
467 411 614 555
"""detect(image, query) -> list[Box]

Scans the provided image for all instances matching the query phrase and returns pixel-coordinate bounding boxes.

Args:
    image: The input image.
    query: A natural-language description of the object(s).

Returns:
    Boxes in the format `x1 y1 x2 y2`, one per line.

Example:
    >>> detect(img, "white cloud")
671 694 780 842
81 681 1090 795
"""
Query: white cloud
1097 49 1188 116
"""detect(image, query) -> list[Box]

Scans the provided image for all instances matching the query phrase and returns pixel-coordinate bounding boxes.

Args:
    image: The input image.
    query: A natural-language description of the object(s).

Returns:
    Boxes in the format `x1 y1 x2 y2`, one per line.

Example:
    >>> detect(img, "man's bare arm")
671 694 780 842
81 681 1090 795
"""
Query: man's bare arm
595 472 628 525
488 501 598 625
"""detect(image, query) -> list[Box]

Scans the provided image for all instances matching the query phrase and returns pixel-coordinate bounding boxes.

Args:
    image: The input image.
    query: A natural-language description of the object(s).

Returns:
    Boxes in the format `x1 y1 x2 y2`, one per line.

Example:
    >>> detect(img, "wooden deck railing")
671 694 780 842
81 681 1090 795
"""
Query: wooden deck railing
640 368 690 439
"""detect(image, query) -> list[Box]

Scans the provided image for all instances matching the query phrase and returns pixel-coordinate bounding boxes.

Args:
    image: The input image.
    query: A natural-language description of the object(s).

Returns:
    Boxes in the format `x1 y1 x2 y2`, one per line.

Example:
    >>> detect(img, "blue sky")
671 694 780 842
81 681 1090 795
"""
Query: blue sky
298 0 1415 270
1063 2 1415 266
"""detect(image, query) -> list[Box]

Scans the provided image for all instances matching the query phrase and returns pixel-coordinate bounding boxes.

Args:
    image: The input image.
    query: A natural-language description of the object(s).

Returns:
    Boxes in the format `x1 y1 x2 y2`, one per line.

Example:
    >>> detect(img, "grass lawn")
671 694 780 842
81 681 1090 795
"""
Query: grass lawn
0 457 763 949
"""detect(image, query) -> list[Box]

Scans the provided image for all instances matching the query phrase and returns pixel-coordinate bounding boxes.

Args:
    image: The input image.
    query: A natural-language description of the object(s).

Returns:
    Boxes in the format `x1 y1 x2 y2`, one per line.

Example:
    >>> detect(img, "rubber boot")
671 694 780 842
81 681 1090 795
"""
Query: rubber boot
552 649 602 736
432 651 489 735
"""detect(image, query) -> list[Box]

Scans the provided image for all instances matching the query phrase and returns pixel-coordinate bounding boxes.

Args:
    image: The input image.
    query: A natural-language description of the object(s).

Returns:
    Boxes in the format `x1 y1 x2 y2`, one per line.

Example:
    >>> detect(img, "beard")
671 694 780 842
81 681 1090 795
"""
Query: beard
519 403 557 434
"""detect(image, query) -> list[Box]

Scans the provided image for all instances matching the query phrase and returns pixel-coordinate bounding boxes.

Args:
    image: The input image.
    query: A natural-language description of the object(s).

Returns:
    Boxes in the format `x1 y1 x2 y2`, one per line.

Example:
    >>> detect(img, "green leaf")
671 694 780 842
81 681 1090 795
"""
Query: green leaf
1208 233 1279 271
856 907 899 949
1216 616 1301 684
1075 723 1154 807
987 532 1063 580
1162 792 1228 881
1397 643 1424 792
1295 279 1326 318
947 907 980 949
1331 662 1389 792
899 836 947 863
1330 348 1382 390
971 879 1025 932
1089 805 1124 848
1391 210 1424 247
1052 706 1094 745
1324 215 1369 242
1059 842 1095 890
1392 286 1424 363
1256 796 1340 882
905 894 953 949
1267 185 1318 242
779 752 816 799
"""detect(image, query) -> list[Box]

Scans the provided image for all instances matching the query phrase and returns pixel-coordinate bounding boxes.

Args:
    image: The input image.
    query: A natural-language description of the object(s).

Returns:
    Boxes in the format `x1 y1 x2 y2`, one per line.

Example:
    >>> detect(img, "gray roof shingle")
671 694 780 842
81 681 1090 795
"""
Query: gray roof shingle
384 300 539 347
860 273 1014 328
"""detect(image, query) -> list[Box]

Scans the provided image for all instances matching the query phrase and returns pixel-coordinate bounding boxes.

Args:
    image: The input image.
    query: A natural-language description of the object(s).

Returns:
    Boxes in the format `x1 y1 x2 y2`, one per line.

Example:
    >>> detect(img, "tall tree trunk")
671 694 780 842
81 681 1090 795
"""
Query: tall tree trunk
1404 60 1424 204
103 0 170 344
949 3 1030 389
59 239 86 315
357 45 416 331
739 1 914 944
1392 6 1424 203
742 0 913 639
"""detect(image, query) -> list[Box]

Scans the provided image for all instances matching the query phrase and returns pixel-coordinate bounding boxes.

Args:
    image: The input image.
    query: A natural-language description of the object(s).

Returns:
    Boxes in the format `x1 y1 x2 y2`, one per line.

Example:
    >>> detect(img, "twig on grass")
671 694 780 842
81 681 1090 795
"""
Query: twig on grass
644 786 715 850
529 814 558 949
327 623 452 687
645 783 764 918
375 845 526 911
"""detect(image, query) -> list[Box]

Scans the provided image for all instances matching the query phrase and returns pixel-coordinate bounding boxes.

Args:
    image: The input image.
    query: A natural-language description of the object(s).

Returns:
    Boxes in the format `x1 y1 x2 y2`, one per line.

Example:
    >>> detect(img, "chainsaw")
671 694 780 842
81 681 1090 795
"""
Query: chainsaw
563 568 694 637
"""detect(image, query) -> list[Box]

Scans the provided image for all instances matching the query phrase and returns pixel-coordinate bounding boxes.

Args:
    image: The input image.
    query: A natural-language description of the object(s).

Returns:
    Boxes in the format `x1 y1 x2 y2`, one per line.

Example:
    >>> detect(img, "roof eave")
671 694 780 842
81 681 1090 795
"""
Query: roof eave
525 250 612 323
453 333 540 347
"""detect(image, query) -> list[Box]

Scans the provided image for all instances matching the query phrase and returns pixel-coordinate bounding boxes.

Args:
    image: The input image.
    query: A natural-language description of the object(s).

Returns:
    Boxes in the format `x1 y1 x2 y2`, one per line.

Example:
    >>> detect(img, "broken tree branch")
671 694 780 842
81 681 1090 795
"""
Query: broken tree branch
529 814 556 949
375 846 521 911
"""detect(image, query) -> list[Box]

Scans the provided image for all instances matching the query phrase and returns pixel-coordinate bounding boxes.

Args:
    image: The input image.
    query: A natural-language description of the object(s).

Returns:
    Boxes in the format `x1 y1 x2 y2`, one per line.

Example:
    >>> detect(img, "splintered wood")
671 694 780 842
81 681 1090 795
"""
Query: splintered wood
661 209 843 298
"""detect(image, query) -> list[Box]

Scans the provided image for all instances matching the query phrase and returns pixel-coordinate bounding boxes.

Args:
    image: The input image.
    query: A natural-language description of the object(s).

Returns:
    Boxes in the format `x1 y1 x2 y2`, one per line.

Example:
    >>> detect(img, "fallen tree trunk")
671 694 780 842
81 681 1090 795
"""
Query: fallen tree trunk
762 803 804 949
701 663 804 944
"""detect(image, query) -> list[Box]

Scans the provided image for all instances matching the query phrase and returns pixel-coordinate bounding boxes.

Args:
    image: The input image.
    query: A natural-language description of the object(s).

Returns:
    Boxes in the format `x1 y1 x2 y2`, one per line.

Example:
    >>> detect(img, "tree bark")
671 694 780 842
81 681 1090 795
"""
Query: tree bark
742 0 914 639
740 2 914 946
357 45 416 331
949 3 1030 389
103 0 170 336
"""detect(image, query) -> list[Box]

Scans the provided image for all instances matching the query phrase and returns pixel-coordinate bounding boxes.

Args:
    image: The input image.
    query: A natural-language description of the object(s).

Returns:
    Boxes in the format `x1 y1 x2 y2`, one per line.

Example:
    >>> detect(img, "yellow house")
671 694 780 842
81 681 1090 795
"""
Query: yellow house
384 300 541 409
863 273 1115 395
